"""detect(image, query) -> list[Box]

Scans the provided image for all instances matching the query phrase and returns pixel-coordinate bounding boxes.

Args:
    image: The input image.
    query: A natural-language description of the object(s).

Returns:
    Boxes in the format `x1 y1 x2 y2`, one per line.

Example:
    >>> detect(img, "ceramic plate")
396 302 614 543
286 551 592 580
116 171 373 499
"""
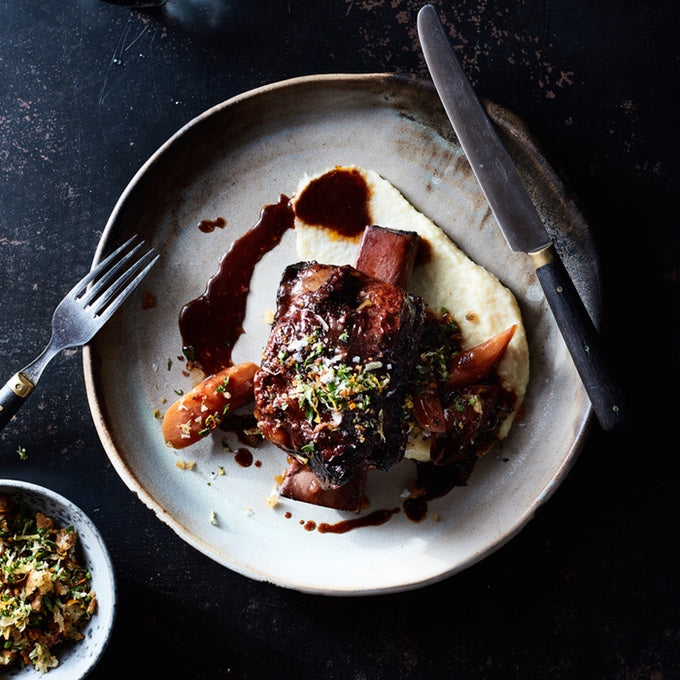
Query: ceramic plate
83 74 598 595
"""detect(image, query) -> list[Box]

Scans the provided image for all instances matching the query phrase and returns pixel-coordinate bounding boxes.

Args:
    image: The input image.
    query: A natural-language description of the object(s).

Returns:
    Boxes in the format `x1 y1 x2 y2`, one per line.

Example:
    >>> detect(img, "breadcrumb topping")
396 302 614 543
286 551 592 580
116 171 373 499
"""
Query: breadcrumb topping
0 494 97 674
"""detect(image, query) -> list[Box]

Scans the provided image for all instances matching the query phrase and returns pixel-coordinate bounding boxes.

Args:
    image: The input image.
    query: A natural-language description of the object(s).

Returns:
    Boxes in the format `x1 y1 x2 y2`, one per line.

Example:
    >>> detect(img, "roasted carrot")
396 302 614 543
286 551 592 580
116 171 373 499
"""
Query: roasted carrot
162 362 259 449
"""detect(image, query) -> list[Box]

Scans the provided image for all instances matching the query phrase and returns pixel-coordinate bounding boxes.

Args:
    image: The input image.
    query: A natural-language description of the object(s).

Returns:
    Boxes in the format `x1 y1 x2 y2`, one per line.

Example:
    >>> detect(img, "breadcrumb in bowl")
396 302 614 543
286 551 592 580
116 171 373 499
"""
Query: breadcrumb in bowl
0 480 116 678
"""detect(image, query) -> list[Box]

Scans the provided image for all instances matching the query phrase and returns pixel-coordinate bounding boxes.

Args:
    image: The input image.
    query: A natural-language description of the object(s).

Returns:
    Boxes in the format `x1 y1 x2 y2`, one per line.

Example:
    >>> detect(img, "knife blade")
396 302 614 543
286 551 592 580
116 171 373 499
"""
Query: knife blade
417 4 628 431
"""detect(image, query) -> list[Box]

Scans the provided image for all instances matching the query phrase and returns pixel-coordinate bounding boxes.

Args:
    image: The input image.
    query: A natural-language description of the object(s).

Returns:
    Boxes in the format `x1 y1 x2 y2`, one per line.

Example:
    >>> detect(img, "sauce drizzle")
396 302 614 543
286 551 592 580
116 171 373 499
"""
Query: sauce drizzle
179 195 294 375
317 507 399 534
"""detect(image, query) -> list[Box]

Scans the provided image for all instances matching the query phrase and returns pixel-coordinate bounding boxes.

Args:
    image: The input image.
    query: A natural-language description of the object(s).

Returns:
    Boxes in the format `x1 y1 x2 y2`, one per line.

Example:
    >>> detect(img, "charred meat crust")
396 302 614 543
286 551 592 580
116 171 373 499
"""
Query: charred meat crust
254 262 426 489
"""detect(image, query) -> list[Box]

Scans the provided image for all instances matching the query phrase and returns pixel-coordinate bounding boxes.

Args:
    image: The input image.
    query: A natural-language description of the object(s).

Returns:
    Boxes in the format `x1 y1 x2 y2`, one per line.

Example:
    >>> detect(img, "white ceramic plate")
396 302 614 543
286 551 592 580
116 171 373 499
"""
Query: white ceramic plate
84 74 598 595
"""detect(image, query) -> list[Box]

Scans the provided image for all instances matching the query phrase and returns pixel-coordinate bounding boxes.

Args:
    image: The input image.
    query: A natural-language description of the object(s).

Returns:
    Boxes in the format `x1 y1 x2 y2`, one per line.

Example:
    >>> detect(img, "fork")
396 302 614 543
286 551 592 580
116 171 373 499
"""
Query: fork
0 235 159 432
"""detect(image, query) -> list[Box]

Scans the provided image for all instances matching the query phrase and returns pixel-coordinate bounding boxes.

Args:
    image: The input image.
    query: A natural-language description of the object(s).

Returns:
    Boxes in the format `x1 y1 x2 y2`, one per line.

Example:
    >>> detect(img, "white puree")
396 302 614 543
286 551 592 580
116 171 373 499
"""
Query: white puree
293 166 529 459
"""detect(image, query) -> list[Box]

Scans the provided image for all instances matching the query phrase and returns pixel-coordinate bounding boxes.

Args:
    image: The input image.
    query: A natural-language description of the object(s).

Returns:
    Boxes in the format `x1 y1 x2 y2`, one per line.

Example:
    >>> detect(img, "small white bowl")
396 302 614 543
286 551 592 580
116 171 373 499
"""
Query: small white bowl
0 480 116 679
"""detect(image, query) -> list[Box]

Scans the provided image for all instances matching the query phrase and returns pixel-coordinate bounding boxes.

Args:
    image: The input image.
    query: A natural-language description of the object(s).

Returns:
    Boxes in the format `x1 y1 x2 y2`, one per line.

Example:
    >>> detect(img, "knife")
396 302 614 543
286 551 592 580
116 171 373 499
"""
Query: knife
417 4 628 431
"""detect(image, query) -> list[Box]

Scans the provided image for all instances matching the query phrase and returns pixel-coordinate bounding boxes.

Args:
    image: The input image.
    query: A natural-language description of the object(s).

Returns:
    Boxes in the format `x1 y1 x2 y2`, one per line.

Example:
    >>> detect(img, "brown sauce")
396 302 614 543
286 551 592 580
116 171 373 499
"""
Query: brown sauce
234 448 253 467
179 194 294 375
403 496 428 523
317 507 400 534
141 291 157 309
294 166 371 240
403 459 478 522
221 412 261 447
198 216 226 233
414 237 433 267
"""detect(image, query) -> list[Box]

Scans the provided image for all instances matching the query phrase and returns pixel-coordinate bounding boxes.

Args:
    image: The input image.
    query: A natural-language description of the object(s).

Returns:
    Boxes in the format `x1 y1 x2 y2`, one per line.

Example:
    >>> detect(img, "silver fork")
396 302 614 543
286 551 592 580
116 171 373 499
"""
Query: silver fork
0 235 159 431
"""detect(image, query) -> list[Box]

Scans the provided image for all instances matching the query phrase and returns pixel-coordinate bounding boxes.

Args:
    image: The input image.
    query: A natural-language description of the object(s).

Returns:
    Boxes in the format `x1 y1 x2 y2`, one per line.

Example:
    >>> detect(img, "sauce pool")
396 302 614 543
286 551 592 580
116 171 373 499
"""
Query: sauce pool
294 166 371 240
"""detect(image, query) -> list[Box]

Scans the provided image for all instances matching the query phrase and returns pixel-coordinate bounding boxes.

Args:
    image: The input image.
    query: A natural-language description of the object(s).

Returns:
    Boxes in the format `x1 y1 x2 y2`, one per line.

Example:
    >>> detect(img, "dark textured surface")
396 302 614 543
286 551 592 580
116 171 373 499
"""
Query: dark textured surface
0 1 677 678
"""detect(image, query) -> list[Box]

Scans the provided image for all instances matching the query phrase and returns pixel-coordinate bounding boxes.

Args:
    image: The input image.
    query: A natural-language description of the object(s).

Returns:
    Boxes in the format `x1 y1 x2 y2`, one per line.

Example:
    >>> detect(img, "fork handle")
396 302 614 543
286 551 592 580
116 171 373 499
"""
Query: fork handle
0 373 35 431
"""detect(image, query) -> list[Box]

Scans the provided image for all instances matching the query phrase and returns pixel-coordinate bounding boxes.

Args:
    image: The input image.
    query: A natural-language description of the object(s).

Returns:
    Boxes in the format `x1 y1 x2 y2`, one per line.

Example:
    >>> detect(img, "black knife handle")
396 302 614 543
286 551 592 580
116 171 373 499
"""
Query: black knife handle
0 373 33 432
532 246 629 432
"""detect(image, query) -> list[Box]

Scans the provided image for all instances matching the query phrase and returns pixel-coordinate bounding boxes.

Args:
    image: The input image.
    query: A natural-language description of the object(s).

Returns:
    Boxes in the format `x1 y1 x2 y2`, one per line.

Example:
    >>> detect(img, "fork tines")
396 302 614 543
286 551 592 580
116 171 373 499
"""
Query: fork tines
76 236 159 318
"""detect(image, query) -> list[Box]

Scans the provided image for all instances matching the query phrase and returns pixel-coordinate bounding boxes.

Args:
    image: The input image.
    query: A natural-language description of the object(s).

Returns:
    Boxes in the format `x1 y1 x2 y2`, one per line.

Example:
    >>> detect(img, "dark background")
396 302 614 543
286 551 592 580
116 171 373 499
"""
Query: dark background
1 1 677 678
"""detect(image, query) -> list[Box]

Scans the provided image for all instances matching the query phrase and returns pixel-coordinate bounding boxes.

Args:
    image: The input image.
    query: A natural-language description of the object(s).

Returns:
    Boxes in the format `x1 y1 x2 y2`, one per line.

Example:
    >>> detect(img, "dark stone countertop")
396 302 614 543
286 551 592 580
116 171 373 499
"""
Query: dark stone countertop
1 2 677 678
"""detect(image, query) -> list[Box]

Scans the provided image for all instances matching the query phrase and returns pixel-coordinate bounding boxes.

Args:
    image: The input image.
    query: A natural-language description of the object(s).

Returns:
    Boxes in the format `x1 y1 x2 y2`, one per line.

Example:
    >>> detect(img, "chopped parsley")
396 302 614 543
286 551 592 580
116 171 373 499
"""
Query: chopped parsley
289 352 389 431
412 310 462 391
